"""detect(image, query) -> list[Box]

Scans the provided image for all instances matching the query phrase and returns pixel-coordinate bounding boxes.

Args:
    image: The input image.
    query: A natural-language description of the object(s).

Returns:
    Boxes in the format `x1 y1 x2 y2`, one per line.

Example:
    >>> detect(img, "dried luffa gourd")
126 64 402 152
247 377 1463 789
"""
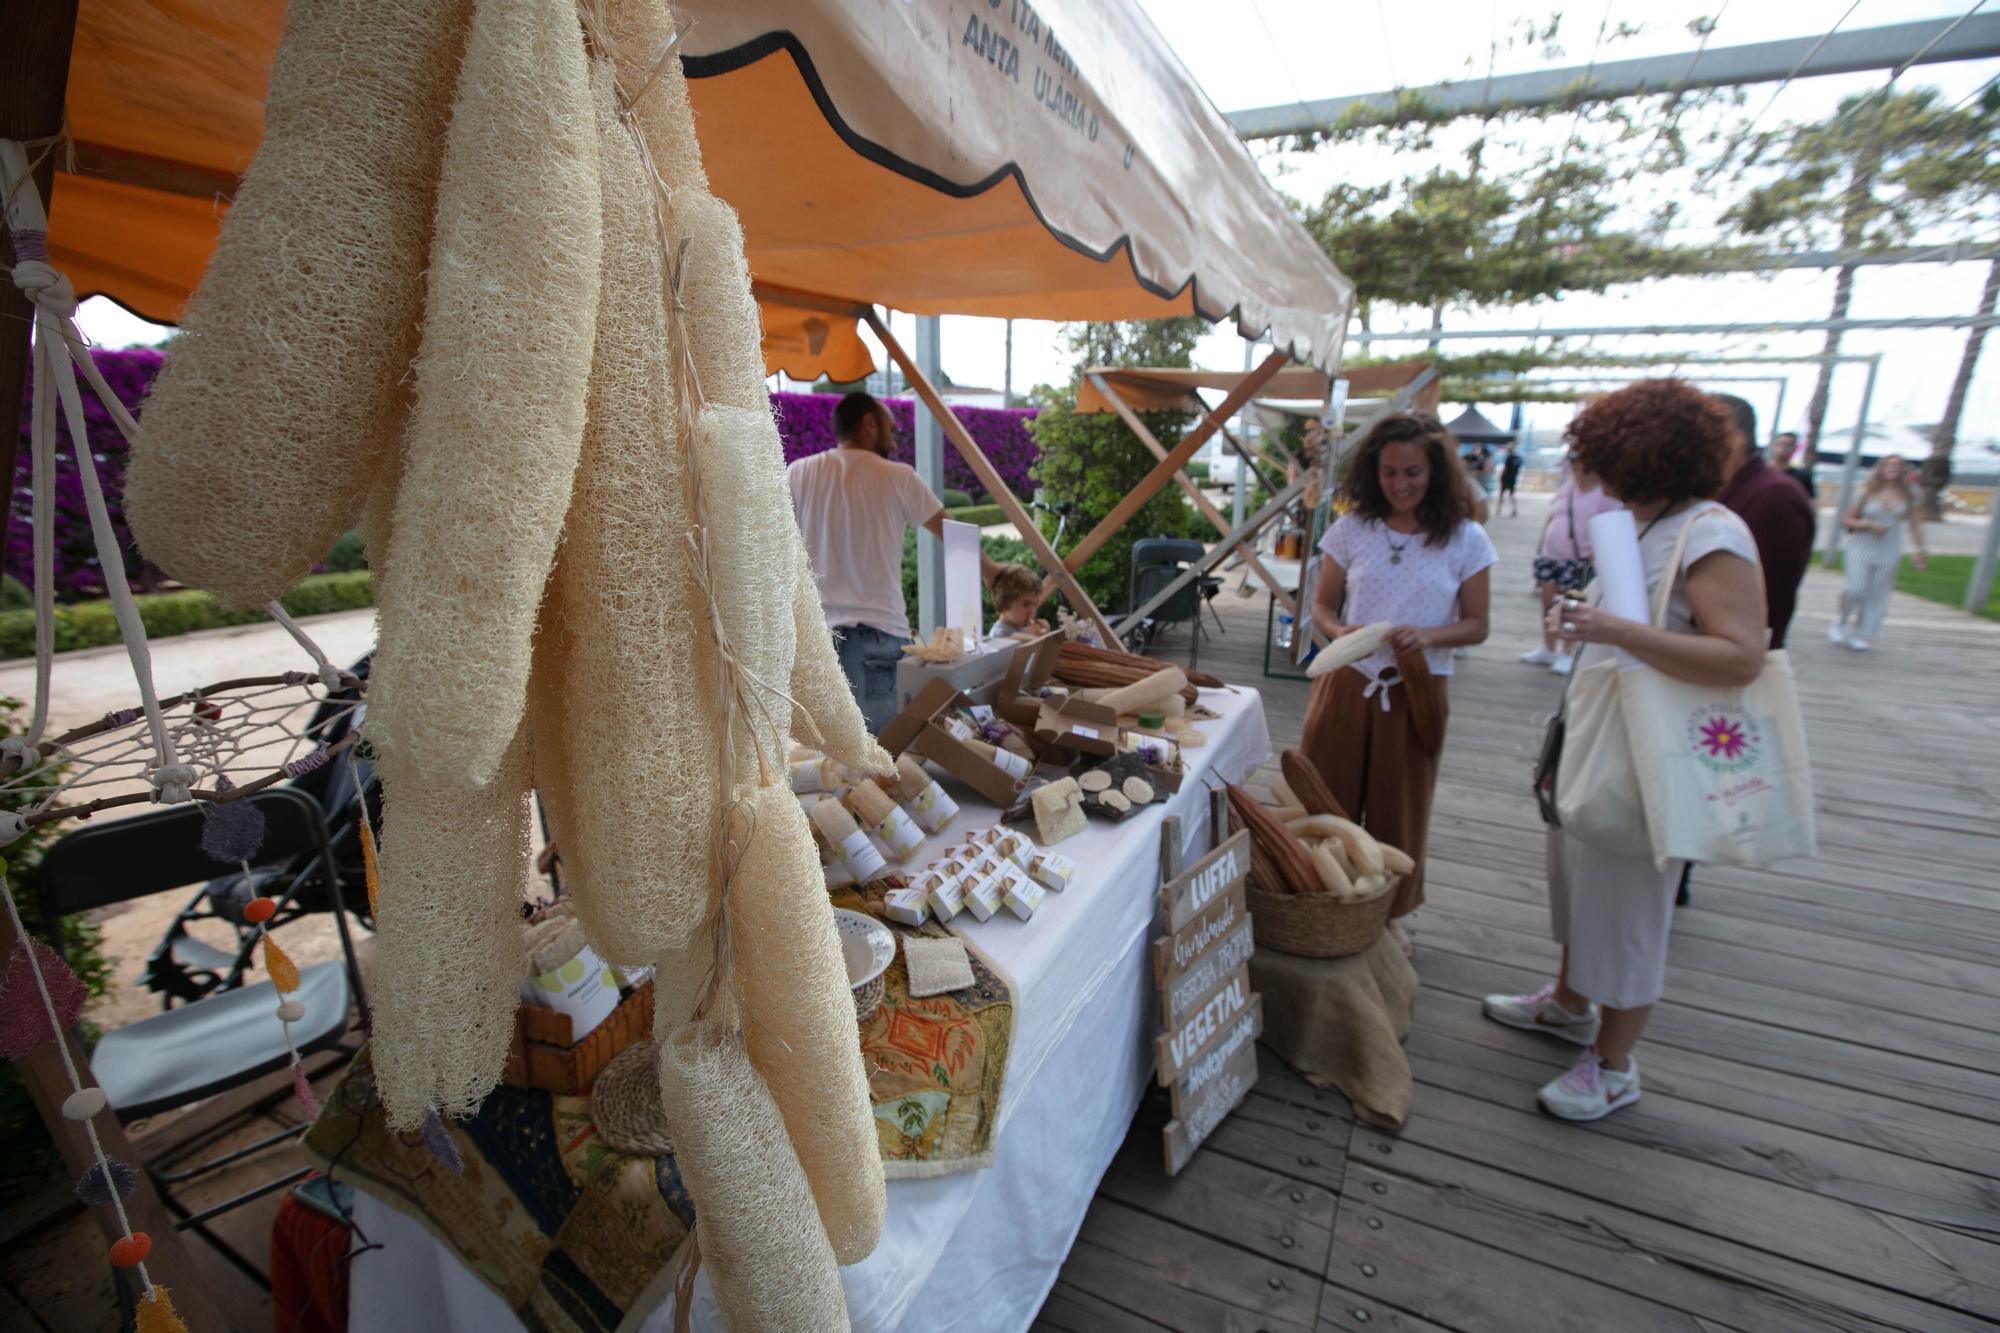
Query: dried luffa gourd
126 0 468 607
365 0 603 790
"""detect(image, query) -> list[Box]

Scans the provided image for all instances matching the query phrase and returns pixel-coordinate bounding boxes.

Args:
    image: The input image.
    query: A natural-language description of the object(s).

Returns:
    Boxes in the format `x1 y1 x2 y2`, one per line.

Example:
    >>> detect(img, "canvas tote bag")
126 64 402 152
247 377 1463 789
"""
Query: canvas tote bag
1556 505 1817 868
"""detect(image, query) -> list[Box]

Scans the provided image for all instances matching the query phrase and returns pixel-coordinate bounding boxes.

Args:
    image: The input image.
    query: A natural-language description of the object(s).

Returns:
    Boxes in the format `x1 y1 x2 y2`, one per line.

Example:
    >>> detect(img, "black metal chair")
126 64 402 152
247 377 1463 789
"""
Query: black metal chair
1122 537 1223 669
143 653 376 1007
38 785 367 1286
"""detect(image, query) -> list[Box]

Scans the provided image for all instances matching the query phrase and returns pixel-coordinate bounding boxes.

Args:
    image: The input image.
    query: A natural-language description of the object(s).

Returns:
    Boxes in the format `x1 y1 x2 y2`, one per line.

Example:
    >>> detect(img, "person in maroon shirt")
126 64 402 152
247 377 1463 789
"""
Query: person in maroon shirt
1711 395 1815 649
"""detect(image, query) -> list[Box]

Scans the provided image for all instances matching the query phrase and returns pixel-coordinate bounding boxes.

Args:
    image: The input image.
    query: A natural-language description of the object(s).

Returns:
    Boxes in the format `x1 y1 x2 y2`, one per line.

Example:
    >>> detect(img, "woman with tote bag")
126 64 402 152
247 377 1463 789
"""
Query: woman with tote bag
1486 381 1770 1121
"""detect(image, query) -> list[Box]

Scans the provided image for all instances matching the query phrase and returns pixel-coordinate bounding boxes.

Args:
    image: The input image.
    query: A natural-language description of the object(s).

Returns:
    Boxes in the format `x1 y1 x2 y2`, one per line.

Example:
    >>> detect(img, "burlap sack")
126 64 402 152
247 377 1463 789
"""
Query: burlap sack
366 0 603 791
1249 932 1418 1129
127 0 467 608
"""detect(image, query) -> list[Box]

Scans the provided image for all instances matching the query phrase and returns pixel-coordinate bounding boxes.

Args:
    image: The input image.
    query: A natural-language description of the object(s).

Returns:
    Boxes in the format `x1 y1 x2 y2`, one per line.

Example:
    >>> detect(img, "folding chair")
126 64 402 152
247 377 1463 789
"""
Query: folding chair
1124 537 1220 670
37 785 367 1286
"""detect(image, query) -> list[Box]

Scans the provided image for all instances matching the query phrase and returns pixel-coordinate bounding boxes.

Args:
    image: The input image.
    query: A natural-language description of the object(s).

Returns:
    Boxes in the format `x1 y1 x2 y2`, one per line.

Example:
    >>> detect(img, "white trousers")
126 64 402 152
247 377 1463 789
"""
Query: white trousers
1840 556 1897 639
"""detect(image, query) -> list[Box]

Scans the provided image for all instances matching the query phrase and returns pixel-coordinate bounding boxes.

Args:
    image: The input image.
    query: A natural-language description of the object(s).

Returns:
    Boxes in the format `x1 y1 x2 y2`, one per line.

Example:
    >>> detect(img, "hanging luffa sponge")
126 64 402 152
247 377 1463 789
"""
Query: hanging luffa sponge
126 0 467 608
365 0 604 791
369 726 535 1129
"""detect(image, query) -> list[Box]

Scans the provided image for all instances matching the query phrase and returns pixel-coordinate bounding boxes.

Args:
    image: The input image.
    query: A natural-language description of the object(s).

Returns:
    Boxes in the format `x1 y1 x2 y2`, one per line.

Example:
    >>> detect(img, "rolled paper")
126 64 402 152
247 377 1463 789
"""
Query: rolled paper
1026 850 1076 892
1585 507 1646 670
1003 876 1045 921
927 878 966 921
883 888 930 927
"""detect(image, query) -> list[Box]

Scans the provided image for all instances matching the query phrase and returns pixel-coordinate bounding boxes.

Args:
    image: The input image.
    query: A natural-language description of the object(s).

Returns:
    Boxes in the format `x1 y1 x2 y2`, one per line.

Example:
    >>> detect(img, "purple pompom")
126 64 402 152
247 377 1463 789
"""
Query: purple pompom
200 788 266 864
420 1110 464 1175
0 937 87 1058
74 1158 139 1206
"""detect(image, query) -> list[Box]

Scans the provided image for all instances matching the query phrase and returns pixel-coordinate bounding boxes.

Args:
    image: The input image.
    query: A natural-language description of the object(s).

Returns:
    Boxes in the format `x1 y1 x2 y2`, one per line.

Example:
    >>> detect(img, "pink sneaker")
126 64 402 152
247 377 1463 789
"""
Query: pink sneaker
1538 1047 1641 1121
1481 983 1599 1046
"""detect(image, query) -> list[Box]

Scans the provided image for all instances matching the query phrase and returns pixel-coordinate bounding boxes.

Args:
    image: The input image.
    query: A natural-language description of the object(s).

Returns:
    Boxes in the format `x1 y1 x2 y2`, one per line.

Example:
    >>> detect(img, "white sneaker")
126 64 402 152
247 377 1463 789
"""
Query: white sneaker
1827 620 1847 645
1550 653 1574 676
1848 637 1871 652
1520 646 1556 666
1481 983 1599 1046
1539 1048 1641 1121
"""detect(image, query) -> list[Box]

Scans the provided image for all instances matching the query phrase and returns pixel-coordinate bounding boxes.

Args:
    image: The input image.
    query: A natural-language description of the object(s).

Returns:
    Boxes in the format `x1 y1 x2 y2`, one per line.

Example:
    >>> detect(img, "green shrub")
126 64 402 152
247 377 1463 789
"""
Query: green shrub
0 576 29 612
1185 460 1210 483
323 530 369 573
900 531 1046 635
942 489 975 509
944 504 1008 528
0 571 376 660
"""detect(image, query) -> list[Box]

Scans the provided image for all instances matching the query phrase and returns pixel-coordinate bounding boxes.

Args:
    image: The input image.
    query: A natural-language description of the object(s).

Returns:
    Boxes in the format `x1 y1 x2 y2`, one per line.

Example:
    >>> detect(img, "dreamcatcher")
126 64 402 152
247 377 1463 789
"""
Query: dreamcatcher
2 138 364 1331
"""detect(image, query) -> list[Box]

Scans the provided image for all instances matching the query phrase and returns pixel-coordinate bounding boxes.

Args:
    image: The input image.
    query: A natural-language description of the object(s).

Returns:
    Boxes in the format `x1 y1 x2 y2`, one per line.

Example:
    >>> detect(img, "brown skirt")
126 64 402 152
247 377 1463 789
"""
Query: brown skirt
1299 666 1450 919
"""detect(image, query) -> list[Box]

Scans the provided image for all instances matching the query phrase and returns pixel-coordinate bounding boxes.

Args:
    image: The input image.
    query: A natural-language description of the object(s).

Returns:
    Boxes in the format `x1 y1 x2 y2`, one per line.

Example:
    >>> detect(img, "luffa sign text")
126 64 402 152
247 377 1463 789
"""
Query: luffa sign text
1154 828 1259 1175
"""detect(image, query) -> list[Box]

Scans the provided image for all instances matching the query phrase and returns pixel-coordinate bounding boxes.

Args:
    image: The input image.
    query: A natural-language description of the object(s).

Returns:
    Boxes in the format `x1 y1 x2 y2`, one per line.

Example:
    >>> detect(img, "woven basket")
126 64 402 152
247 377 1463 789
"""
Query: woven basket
852 973 885 1023
503 981 654 1095
1248 876 1398 959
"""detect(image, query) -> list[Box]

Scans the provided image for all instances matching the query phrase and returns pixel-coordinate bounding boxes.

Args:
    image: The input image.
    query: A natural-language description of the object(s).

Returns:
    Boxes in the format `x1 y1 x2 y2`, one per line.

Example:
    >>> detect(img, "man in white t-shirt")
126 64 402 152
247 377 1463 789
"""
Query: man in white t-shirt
788 391 998 731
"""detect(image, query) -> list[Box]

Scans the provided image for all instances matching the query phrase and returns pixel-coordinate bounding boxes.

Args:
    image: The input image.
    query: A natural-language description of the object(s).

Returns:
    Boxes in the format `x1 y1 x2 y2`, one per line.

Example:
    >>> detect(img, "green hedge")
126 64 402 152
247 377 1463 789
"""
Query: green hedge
945 504 1009 528
0 570 376 660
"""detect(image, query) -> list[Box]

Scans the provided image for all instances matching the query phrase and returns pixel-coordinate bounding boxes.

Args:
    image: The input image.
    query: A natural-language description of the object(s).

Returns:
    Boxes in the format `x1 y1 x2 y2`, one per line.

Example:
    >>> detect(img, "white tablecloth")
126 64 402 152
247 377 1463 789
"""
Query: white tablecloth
350 686 1271 1332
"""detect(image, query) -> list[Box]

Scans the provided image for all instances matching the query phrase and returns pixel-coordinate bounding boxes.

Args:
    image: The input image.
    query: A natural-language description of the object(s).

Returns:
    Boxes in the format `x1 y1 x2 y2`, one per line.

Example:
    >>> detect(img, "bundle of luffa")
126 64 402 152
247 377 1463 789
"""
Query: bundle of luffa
121 0 890 1324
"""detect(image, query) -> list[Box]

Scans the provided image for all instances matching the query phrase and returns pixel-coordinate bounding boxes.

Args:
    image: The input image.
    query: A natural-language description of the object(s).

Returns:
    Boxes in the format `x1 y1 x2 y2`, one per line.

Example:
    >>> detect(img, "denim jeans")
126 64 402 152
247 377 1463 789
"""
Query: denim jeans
834 623 908 734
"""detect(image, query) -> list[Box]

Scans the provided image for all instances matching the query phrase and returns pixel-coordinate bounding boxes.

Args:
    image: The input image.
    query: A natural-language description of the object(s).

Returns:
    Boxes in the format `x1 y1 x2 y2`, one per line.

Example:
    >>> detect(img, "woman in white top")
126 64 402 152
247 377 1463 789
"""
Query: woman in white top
1303 412 1496 937
1483 380 1766 1122
1831 453 1927 651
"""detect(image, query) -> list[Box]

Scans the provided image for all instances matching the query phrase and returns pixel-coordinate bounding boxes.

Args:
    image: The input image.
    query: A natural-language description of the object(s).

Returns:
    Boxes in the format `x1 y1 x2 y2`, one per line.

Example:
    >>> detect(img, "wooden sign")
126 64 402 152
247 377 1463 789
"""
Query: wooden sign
1153 803 1258 1176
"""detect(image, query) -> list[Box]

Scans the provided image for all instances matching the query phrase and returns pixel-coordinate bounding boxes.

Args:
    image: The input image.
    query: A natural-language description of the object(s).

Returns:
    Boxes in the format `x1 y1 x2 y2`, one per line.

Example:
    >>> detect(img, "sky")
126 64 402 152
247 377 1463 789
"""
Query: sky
73 0 2000 454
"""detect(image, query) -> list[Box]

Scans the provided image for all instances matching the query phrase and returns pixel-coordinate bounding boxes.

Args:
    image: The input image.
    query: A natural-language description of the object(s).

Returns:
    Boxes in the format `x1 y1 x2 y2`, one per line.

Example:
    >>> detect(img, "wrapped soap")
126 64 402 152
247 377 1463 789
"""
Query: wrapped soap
809 798 888 885
846 780 926 862
1122 732 1180 769
941 714 977 742
1026 850 1076 892
789 754 846 794
993 829 1032 868
894 754 960 834
966 737 1032 781
927 877 966 922
884 887 930 927
962 873 1005 922
1002 876 1045 921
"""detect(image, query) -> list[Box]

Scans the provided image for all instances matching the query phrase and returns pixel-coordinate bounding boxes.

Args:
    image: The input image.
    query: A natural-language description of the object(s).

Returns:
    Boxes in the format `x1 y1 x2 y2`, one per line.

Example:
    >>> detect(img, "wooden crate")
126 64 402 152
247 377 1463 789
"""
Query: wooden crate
502 981 654 1095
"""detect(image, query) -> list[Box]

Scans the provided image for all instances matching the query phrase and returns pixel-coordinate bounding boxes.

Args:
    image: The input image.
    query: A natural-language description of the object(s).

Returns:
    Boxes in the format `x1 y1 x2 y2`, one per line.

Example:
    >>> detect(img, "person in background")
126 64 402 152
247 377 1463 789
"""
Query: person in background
986 563 1051 642
1522 455 1622 675
1484 380 1766 1121
1498 443 1524 517
1831 453 1927 651
1713 395 1814 650
1303 412 1495 952
1772 431 1817 499
788 390 998 731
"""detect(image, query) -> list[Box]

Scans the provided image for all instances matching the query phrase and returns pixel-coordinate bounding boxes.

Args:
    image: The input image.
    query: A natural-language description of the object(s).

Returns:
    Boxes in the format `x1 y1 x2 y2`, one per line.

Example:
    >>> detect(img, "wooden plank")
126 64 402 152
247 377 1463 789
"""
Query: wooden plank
1065 350 1291 573
1160 917 1254 1024
1088 371 1298 618
1348 1139 2000 1333
1156 983 1258 1086
1033 1282 1171 1332
1196 1088 1349 1195
863 307 1122 649
1160 829 1249 932
1100 1118 1335 1273
1318 1287 1457 1333
1154 881 1248 989
1163 1039 1258 1174
1065 1197 1321 1332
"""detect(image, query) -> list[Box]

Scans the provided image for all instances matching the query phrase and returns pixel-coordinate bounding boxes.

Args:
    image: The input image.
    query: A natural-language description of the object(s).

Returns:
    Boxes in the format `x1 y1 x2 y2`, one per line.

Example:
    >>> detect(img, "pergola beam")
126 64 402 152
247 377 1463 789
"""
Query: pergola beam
1087 371 1298 619
1228 14 2000 137
1357 314 2000 342
1066 351 1291 573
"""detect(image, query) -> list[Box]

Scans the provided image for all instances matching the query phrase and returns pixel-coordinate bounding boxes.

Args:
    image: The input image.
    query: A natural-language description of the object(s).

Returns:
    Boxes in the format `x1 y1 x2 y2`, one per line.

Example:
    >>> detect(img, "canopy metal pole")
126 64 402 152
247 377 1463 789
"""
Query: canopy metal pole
1354 314 2000 341
1823 355 1882 562
912 314 946 637
1967 498 2000 614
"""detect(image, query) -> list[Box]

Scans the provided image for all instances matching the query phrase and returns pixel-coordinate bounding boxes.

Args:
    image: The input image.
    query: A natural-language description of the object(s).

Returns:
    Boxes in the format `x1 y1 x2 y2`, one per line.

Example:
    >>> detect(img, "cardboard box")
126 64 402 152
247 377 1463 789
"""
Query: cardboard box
1034 696 1122 759
993 632 1066 729
894 641 1018 714
879 678 1033 807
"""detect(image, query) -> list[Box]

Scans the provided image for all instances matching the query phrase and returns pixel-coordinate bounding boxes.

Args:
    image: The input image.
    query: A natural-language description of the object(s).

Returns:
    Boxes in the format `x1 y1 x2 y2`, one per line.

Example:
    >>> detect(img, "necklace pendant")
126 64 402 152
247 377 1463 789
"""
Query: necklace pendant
1390 552 1402 564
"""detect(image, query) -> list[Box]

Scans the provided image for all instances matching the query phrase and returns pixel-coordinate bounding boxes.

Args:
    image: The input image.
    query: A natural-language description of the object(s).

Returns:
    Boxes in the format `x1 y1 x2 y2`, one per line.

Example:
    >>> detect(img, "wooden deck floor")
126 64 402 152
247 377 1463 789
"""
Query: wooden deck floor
1038 492 2000 1333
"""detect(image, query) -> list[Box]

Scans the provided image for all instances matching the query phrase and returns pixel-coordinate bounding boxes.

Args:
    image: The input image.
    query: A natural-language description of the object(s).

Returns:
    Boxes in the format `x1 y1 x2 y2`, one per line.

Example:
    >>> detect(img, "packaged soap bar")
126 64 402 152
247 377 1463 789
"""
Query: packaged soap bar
789 754 846 794
992 829 1032 868
847 779 926 861
1003 876 1045 921
884 887 930 927
927 877 966 921
1026 850 1076 892
895 754 961 834
1121 732 1180 769
810 798 890 884
942 714 977 742
962 872 1005 922
967 738 1032 781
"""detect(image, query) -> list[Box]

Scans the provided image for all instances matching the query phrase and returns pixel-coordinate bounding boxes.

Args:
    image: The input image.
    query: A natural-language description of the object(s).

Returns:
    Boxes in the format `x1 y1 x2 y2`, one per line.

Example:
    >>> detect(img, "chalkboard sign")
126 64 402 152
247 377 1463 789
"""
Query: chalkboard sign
1153 818 1258 1175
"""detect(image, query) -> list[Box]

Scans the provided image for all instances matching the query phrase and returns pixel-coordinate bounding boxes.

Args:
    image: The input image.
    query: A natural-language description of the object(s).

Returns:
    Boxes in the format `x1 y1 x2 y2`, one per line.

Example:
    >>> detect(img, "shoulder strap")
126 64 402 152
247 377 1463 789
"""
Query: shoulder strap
1649 502 1744 628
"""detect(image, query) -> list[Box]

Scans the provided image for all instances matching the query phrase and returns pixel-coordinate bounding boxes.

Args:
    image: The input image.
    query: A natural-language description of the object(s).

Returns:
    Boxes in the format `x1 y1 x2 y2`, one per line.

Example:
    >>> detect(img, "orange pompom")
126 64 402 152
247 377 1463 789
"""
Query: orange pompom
135 1284 189 1333
263 936 300 993
244 896 277 924
358 803 382 920
109 1231 152 1266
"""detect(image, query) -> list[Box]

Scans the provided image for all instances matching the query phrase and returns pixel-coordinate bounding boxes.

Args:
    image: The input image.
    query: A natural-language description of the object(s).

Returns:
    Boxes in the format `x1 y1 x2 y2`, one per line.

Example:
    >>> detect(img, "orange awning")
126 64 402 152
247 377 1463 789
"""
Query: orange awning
51 0 1352 380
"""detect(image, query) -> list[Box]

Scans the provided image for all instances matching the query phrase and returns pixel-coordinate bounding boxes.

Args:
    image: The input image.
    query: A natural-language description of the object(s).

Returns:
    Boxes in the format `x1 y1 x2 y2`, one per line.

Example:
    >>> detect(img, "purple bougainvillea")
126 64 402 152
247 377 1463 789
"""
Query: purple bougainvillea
10 347 162 600
771 392 1039 502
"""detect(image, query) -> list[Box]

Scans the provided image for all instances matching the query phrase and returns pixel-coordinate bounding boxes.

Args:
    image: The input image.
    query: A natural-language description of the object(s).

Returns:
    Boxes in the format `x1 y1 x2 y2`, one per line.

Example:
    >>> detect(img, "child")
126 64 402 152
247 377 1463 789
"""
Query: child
986 563 1050 642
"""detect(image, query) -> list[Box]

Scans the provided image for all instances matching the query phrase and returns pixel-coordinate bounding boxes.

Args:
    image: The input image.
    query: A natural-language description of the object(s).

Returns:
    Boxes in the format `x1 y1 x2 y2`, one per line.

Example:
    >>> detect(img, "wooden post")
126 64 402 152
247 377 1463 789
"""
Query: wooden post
861 307 1123 648
1217 424 1278 497
1087 372 1297 618
1063 350 1290 574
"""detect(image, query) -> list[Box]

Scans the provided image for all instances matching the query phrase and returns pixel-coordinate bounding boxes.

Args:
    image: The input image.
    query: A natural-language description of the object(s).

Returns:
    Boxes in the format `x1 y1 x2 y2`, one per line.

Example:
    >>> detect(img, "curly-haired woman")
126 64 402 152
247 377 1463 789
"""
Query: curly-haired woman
1483 380 1767 1121
1302 412 1495 948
